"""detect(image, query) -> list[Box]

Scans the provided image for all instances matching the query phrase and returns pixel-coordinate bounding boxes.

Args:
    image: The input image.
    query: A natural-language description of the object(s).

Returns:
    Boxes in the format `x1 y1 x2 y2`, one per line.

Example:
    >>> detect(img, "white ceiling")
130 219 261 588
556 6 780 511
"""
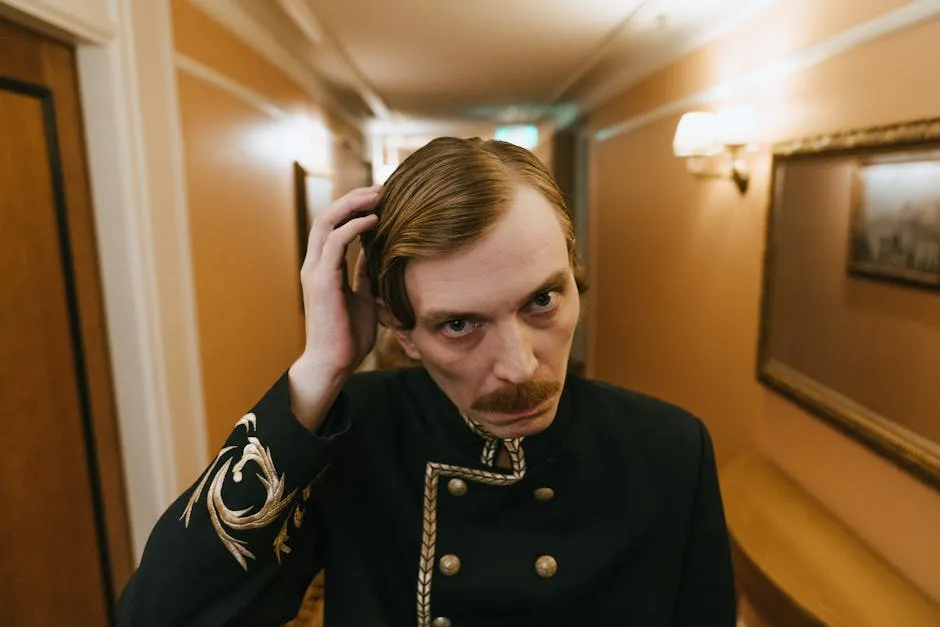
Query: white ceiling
303 0 648 117
221 0 777 129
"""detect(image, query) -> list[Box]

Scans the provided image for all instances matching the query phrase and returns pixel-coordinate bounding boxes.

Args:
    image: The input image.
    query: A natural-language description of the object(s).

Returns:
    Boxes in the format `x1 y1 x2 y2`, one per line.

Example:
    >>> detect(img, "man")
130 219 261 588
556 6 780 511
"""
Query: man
116 138 736 626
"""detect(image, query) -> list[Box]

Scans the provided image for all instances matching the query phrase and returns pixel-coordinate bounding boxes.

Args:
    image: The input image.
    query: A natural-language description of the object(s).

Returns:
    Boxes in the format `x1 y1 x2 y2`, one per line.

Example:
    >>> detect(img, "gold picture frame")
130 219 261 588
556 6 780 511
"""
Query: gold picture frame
759 116 940 490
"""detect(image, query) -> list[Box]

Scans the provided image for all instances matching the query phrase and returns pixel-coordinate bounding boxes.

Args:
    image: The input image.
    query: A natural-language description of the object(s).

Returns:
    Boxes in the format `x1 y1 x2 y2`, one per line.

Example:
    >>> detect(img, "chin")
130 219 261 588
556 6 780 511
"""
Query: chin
475 404 557 440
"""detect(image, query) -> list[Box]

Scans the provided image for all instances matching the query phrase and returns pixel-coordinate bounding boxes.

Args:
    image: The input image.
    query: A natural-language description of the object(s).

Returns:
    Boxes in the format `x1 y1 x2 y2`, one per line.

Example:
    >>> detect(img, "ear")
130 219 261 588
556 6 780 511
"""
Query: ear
376 299 422 361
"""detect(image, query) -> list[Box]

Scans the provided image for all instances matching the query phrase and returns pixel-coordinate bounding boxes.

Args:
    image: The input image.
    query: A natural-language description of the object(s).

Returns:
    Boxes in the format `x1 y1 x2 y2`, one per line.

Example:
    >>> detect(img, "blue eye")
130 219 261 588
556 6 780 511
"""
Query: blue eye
531 290 558 311
441 319 476 338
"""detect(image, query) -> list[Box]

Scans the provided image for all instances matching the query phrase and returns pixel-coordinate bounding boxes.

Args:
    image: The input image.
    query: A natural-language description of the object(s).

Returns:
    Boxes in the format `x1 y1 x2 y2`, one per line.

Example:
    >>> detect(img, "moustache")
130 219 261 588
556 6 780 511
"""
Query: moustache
470 380 561 414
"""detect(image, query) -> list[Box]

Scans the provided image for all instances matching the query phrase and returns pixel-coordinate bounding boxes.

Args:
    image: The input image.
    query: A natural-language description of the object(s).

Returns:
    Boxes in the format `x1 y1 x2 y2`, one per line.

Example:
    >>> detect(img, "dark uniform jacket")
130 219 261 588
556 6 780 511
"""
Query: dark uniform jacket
116 367 737 627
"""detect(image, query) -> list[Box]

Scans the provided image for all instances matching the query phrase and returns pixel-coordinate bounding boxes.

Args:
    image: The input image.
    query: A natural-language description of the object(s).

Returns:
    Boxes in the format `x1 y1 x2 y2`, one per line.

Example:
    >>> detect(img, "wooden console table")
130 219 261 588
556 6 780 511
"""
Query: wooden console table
722 453 940 626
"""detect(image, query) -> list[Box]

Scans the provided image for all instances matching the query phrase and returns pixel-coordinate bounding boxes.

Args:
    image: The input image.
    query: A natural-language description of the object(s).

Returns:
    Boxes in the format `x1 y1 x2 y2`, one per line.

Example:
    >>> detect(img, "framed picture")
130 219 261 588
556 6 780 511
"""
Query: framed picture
848 152 940 289
758 116 940 491
294 161 334 271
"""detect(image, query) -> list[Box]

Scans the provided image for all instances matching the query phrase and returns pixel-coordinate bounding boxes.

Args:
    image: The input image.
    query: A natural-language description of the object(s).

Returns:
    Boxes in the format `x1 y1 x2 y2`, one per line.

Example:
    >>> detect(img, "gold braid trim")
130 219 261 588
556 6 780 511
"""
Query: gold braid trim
416 437 526 626
460 412 507 468
481 440 499 467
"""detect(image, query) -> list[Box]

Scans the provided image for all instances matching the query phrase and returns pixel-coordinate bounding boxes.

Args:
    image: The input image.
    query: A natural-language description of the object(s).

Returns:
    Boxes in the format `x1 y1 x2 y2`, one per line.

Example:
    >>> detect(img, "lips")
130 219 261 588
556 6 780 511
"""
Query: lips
484 403 549 424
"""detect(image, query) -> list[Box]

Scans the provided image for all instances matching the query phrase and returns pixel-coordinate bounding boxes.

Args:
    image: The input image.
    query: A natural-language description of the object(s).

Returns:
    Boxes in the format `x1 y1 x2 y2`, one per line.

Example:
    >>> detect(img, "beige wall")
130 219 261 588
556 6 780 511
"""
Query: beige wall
171 0 364 452
589 0 940 601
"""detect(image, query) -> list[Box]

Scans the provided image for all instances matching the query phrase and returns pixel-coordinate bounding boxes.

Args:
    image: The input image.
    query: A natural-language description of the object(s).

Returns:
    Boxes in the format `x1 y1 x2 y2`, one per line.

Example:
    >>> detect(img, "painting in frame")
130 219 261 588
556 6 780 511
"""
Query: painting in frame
848 151 940 290
759 116 940 491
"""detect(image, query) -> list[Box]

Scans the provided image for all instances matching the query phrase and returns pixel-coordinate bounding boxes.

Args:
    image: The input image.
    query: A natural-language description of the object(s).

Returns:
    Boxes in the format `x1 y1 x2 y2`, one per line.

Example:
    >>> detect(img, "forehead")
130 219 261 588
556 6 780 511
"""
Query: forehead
404 185 570 316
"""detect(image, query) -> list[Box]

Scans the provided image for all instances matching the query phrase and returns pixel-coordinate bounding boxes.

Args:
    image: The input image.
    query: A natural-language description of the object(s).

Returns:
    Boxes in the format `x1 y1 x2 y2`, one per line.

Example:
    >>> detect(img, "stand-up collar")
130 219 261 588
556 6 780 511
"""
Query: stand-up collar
400 367 575 471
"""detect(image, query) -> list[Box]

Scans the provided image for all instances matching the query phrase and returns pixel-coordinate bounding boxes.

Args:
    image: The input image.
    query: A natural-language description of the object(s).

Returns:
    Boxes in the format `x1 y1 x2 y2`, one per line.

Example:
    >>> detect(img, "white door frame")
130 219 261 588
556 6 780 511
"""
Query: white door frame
1 0 208 561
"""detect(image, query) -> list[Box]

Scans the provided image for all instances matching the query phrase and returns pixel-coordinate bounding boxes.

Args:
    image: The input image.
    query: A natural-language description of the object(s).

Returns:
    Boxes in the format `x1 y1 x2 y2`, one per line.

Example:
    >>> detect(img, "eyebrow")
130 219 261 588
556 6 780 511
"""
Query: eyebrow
420 268 570 328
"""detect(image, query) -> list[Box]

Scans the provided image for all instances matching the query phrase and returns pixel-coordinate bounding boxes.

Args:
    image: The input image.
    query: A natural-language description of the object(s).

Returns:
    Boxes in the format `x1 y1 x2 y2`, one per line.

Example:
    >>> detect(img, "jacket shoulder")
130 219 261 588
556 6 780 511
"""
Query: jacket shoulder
338 367 427 427
570 375 709 474
343 367 428 400
344 367 400 393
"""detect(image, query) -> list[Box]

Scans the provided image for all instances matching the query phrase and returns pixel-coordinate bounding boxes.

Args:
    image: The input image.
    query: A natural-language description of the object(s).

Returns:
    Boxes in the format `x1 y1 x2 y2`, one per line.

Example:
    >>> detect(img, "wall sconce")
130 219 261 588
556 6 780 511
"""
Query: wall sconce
672 105 757 194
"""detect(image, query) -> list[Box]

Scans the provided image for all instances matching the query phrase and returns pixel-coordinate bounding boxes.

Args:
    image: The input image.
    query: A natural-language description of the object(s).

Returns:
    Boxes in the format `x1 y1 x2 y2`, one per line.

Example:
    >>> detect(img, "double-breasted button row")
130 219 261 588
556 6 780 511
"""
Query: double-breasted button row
447 478 555 502
429 553 556 627
438 553 558 578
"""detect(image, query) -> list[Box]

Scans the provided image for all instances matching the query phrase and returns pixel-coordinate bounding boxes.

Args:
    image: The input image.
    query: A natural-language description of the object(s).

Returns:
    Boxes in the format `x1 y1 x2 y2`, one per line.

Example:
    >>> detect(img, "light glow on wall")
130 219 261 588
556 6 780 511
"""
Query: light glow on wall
245 114 332 174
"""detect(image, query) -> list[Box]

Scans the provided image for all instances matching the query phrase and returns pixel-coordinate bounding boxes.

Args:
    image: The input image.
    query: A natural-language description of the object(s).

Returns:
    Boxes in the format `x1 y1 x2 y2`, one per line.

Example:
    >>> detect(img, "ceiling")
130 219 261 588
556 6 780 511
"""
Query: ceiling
218 0 776 131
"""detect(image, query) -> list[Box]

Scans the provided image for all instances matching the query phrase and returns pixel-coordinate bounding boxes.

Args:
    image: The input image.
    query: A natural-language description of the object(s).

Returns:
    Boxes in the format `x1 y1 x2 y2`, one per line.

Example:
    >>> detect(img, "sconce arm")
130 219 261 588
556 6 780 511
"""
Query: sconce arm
683 145 750 194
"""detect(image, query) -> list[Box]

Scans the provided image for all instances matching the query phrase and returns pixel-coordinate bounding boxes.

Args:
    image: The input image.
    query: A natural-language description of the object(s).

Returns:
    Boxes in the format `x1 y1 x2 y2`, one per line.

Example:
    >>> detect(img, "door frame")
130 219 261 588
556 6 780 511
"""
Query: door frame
0 0 208 561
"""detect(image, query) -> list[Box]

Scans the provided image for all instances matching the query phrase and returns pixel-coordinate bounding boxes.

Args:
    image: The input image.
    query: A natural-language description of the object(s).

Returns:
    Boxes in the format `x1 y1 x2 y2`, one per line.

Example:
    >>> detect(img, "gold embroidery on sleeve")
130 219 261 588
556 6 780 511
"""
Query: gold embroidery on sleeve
274 515 293 563
180 412 297 570
182 446 235 527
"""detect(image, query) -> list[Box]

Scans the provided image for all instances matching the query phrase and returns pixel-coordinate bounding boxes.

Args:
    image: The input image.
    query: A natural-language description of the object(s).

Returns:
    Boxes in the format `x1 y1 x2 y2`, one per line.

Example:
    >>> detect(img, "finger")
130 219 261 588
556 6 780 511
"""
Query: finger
351 249 372 298
320 214 379 274
319 187 382 230
305 188 382 267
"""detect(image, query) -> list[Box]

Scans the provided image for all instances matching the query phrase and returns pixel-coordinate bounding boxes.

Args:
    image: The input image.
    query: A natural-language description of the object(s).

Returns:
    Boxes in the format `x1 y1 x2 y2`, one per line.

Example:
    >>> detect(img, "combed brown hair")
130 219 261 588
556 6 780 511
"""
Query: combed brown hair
361 137 586 329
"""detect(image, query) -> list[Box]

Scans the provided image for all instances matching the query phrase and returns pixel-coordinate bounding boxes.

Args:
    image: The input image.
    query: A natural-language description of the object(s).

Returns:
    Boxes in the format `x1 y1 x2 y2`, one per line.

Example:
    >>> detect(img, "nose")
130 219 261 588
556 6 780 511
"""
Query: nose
491 320 538 384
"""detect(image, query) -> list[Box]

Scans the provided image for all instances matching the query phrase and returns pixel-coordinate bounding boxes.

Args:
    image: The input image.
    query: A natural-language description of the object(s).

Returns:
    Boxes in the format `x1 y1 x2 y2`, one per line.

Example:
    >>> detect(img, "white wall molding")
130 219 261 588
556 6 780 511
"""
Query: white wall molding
80 0 212 558
76 22 180 558
175 51 335 179
144 0 211 491
0 0 113 43
593 0 940 143
175 52 288 120
187 0 362 131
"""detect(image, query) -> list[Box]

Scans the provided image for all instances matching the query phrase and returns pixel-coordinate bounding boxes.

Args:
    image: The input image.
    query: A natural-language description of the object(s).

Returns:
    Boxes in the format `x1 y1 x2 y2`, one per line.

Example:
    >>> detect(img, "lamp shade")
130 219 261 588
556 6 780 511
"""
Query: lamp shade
716 105 757 147
673 112 721 157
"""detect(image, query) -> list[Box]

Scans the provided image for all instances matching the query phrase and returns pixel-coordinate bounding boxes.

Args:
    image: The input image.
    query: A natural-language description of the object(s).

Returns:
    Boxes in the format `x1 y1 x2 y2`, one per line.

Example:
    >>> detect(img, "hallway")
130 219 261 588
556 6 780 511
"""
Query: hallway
1 0 939 625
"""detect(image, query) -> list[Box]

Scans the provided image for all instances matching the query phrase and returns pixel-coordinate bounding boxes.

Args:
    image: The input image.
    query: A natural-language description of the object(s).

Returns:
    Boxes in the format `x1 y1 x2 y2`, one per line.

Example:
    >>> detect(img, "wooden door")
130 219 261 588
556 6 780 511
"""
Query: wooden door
0 18 133 626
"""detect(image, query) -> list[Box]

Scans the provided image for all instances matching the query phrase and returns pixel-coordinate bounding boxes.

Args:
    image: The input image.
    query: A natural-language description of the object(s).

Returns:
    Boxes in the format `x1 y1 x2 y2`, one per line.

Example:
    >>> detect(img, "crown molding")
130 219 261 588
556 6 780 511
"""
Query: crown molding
187 0 363 132
274 0 389 119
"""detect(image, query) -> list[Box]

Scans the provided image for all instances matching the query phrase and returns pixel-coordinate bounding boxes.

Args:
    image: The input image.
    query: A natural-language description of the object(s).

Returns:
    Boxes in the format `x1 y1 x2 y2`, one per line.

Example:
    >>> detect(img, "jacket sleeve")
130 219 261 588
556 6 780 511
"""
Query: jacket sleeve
115 371 351 627
672 420 738 626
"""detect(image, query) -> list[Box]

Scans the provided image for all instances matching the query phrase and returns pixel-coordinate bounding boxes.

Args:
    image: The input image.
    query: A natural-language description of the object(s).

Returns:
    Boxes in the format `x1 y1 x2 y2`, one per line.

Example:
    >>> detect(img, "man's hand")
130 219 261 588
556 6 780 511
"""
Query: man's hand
288 186 382 430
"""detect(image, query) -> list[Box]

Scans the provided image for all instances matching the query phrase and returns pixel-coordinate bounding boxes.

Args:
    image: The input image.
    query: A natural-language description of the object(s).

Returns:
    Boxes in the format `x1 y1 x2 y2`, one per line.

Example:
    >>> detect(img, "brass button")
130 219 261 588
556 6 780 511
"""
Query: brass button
447 478 468 496
535 555 558 578
439 554 461 576
432 618 453 627
534 487 555 501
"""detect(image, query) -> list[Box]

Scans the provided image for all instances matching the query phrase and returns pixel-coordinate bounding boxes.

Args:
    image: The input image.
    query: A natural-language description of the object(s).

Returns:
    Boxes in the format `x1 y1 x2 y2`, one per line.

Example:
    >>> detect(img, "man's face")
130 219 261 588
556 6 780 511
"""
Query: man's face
391 185 580 439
